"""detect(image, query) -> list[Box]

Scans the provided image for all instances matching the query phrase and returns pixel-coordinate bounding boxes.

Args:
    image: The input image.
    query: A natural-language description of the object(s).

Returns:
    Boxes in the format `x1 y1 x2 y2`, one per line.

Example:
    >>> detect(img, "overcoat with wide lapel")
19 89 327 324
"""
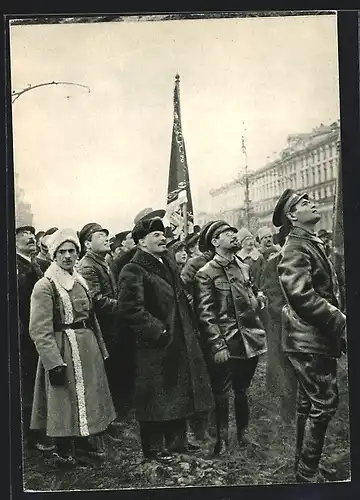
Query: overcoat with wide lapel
117 249 214 422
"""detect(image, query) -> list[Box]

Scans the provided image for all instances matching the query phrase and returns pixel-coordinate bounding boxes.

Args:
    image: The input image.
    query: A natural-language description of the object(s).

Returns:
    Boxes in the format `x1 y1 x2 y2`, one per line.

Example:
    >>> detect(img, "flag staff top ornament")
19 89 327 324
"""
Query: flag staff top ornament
166 73 194 240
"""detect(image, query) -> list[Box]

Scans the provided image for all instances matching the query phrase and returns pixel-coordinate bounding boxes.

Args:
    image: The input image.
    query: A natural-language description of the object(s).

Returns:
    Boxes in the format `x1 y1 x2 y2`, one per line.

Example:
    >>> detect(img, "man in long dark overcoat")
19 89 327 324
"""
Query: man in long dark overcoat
117 217 214 463
273 189 347 483
16 224 54 451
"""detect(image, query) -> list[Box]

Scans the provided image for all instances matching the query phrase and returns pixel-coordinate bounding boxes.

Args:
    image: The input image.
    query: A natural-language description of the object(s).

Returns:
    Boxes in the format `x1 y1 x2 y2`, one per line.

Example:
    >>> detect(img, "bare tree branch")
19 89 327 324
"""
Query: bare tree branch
12 80 91 103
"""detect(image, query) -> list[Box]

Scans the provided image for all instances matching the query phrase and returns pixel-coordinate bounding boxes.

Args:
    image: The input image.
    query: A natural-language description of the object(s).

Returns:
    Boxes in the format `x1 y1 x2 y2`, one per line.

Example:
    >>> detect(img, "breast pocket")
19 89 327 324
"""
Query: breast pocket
72 297 90 313
214 279 233 312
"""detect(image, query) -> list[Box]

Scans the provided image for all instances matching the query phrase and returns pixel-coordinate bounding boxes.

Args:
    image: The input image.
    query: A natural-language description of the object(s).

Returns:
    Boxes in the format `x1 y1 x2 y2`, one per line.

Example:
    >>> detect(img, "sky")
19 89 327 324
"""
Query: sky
9 13 340 235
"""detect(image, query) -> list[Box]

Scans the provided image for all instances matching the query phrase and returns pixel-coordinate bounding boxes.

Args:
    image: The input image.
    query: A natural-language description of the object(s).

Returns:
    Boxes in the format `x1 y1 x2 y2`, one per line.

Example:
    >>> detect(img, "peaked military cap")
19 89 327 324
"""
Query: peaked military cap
202 220 238 252
272 188 309 228
198 221 217 253
79 222 109 245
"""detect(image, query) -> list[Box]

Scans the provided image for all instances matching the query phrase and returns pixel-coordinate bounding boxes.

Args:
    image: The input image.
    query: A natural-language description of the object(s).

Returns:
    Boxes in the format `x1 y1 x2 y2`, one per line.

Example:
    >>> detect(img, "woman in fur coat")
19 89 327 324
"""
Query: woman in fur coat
29 228 116 467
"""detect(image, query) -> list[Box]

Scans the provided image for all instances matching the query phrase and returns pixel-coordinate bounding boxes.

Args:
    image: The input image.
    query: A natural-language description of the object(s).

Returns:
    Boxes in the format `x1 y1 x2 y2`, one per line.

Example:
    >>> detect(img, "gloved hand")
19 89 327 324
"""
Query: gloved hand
214 348 230 364
49 365 67 386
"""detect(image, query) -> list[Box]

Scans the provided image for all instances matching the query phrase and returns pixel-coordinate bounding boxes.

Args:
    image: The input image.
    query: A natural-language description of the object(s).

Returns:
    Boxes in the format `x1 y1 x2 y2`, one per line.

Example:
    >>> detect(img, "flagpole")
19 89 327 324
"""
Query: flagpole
182 202 188 238
332 137 346 311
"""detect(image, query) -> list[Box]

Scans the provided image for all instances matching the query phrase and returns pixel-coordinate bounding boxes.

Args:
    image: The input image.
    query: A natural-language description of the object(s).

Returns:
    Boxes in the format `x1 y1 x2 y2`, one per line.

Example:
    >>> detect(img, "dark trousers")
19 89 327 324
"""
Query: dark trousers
287 352 339 477
209 356 259 442
139 419 187 457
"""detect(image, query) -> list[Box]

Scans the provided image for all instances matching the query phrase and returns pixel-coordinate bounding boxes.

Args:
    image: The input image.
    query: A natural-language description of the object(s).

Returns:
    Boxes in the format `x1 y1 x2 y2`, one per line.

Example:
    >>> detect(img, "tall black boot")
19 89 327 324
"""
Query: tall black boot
294 413 308 473
213 395 229 457
234 390 249 446
296 418 330 482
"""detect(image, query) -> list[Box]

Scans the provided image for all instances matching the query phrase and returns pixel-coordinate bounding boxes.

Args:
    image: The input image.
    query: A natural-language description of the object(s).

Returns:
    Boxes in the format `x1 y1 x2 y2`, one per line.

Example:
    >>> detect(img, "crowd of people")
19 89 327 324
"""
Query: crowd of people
15 188 346 484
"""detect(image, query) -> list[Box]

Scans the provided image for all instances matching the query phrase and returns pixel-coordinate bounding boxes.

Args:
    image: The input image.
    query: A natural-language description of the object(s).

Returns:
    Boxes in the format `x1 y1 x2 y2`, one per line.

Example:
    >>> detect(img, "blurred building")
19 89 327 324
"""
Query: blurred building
209 120 340 233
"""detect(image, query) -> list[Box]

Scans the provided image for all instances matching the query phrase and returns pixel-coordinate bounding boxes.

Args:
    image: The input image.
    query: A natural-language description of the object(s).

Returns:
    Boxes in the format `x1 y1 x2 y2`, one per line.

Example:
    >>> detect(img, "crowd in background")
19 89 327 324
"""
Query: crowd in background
15 192 344 484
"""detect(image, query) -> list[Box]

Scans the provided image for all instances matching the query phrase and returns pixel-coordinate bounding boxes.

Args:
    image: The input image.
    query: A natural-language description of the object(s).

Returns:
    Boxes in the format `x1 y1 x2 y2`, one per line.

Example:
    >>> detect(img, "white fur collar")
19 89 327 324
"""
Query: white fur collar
237 248 261 262
45 262 89 292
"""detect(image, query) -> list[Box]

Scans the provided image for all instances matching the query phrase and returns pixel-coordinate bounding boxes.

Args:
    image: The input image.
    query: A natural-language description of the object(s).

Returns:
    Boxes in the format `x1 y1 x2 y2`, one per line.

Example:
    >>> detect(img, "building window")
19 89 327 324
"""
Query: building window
320 187 325 199
323 146 327 160
317 149 321 162
304 170 309 186
317 165 322 183
311 166 315 185
329 144 333 157
323 162 327 182
329 159 335 179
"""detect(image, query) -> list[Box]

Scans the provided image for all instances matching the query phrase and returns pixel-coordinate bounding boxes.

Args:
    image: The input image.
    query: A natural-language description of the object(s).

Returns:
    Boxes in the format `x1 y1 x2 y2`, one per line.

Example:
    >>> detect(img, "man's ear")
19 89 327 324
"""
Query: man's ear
138 237 146 249
286 211 296 224
211 237 219 248
84 239 91 250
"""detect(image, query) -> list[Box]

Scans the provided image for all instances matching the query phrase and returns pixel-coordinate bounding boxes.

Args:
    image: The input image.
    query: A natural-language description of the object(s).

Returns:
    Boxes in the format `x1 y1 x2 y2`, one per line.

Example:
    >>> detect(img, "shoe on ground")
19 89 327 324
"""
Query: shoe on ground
170 441 202 454
34 441 57 452
213 439 229 457
75 440 106 462
319 463 337 478
145 451 175 464
106 424 123 442
296 470 328 483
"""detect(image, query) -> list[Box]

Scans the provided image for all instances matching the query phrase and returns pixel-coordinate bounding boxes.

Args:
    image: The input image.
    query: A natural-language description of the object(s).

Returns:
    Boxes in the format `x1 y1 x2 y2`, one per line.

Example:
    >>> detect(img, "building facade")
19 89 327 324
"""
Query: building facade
208 121 340 233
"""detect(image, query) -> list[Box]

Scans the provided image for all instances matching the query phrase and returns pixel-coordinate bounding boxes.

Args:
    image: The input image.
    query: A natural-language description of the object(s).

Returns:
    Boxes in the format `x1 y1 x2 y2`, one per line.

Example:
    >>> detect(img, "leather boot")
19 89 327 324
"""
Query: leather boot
294 413 308 473
234 390 250 448
213 395 229 457
296 418 330 481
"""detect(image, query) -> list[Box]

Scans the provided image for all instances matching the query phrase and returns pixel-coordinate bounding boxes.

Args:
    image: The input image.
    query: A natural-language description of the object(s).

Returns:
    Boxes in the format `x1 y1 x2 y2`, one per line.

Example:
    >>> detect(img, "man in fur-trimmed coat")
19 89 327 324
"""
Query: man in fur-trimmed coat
117 217 215 464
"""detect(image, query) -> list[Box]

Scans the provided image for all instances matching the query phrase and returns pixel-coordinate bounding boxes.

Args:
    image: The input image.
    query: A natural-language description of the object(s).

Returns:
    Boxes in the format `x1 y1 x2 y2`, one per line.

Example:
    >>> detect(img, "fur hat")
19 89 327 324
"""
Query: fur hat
132 217 166 245
237 227 254 247
257 226 273 241
47 228 81 260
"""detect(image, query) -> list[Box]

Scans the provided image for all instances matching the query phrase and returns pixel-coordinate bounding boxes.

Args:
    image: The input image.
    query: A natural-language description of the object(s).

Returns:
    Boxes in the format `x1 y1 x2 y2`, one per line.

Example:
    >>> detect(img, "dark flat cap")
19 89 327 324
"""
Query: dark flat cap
202 220 238 252
16 225 35 235
115 230 132 243
166 236 181 249
43 226 59 237
79 222 109 245
133 207 166 225
272 189 308 228
185 232 200 249
132 217 165 244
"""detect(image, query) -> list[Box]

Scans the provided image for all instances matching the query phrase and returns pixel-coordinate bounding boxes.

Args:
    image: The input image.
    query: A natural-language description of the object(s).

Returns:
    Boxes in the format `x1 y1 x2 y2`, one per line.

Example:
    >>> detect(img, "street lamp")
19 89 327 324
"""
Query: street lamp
12 80 91 104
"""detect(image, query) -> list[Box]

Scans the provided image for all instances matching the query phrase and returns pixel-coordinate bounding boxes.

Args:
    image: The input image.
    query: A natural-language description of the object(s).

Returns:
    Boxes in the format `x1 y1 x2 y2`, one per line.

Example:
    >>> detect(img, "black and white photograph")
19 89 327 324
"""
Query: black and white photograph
7 11 351 492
